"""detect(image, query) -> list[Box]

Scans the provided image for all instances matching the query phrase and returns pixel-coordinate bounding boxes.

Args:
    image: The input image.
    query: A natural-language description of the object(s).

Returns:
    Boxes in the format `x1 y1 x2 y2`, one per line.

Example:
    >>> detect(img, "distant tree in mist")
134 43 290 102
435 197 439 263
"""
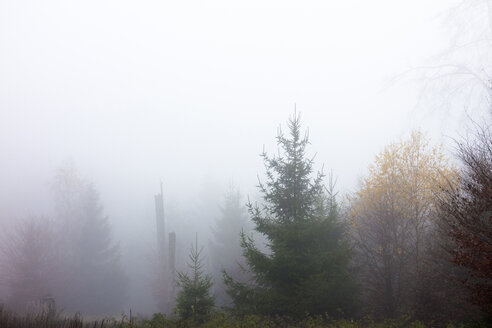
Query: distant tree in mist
0 218 56 312
225 114 357 317
208 185 250 307
52 163 127 315
175 235 214 324
437 121 492 316
0 163 127 315
348 131 465 320
410 0 492 115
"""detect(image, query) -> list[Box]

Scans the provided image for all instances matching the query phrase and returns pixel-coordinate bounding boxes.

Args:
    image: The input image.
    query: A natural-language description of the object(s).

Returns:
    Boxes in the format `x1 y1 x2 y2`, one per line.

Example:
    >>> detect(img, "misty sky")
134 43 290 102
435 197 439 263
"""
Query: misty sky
2 0 489 313
0 0 467 210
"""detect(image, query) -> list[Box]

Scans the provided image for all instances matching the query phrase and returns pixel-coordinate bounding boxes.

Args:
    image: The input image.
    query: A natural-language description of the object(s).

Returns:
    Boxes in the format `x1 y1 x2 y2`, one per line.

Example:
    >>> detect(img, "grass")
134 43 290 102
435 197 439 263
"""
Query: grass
0 304 137 328
1 305 489 328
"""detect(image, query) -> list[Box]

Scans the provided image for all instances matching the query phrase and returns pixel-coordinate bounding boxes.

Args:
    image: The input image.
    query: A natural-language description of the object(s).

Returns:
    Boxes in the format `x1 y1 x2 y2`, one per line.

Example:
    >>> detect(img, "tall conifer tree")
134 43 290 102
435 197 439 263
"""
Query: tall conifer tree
225 113 357 317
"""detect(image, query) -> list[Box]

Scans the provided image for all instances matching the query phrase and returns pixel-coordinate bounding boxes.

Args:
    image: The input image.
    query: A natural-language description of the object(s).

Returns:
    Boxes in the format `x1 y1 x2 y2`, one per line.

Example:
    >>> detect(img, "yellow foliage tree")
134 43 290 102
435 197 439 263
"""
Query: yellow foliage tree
349 131 457 318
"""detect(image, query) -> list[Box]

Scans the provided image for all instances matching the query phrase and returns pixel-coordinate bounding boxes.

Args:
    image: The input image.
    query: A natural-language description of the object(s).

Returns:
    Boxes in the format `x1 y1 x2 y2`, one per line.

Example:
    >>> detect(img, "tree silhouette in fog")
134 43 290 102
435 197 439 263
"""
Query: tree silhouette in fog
209 185 250 307
0 218 56 312
348 131 462 320
52 163 127 315
438 122 492 316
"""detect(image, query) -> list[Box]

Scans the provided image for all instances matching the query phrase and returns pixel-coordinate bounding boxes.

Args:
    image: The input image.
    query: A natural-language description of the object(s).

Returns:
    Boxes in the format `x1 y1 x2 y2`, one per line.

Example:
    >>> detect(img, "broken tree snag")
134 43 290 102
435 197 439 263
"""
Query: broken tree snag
168 232 176 308
168 231 176 301
154 181 166 268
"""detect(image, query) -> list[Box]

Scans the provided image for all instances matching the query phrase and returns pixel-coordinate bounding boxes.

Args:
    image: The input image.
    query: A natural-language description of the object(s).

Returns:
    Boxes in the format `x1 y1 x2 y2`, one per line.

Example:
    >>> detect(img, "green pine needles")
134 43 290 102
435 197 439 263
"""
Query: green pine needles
175 234 215 324
224 113 358 318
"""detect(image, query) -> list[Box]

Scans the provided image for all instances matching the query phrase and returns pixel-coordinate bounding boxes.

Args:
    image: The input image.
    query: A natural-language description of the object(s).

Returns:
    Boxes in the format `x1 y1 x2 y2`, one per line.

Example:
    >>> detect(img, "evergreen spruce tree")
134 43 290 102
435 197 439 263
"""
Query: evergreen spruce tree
224 113 357 318
175 235 215 324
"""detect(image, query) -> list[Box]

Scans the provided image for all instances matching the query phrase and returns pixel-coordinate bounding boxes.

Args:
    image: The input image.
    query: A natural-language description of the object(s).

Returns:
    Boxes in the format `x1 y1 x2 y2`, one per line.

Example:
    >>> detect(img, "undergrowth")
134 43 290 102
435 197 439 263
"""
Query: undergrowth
1 305 489 328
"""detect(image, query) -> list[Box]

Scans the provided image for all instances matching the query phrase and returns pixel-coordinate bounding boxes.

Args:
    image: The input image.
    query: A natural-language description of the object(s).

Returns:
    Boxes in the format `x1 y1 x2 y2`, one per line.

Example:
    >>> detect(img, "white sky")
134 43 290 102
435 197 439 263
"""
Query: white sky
0 0 478 216
1 1 490 228
2 0 487 220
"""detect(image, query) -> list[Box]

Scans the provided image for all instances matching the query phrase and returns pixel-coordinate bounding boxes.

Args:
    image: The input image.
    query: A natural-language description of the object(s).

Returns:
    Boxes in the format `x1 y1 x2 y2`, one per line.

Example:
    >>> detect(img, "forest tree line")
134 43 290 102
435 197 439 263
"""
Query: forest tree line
1 112 490 326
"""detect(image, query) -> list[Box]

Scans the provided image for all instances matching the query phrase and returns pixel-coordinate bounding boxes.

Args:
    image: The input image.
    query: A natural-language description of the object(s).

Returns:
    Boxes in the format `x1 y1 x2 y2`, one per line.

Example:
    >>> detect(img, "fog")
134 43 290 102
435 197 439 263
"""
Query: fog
0 0 490 317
